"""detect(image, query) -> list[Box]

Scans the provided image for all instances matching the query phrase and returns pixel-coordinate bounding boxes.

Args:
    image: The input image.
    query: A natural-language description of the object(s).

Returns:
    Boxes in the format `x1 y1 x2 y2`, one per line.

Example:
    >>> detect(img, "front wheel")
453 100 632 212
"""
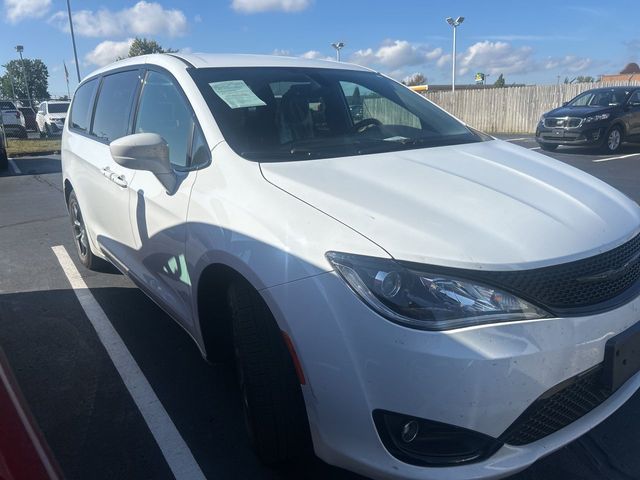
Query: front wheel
228 282 311 465
0 147 7 171
539 143 558 151
602 126 623 154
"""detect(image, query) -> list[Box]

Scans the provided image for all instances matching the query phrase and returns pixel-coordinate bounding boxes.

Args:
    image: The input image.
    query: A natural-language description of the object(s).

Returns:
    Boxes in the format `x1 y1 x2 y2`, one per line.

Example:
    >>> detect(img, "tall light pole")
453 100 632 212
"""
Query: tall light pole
331 42 345 62
15 45 33 108
66 0 81 83
446 16 464 93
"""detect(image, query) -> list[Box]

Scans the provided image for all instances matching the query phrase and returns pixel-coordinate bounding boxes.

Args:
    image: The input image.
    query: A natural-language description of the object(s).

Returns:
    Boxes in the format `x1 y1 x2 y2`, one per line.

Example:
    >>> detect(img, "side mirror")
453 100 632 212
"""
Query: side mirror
110 133 176 192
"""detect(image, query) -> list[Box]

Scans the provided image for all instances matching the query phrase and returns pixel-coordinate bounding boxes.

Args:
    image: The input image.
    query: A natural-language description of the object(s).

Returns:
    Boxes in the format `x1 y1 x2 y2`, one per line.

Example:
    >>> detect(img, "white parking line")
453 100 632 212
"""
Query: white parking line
51 245 206 480
8 159 21 174
593 153 640 163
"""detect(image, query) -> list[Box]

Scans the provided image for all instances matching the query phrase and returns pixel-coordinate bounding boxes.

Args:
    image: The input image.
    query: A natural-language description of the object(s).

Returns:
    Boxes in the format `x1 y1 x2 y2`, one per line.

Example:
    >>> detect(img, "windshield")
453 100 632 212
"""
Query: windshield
568 89 629 107
190 67 484 161
48 103 69 113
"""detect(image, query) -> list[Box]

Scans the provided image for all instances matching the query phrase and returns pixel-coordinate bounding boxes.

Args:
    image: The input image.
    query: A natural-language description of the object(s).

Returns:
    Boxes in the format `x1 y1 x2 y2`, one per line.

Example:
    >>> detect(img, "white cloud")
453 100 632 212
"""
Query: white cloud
543 55 592 73
4 0 51 23
455 41 593 77
300 50 333 61
85 39 134 67
457 41 534 76
49 1 187 38
351 40 442 70
272 48 291 56
231 0 311 13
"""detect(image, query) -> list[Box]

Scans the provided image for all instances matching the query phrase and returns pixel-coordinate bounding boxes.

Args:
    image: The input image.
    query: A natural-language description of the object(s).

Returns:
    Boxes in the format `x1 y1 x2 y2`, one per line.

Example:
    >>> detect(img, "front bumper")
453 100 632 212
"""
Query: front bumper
263 271 640 480
535 123 606 146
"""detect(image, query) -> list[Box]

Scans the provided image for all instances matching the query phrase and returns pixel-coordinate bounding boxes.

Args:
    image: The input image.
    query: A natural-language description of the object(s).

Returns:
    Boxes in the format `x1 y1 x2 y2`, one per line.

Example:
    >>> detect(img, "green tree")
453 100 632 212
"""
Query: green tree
128 37 177 57
402 73 426 86
493 73 506 87
0 59 50 103
575 75 595 83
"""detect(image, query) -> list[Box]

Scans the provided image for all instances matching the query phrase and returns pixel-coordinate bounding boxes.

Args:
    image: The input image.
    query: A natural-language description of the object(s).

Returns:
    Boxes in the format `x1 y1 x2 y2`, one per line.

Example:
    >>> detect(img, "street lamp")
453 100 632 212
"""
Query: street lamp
331 42 345 62
15 45 33 108
445 16 464 93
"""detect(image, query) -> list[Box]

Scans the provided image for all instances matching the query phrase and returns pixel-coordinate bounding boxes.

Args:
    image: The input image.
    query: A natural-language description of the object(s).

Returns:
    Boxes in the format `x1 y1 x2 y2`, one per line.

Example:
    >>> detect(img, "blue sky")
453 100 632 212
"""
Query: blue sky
1 0 638 97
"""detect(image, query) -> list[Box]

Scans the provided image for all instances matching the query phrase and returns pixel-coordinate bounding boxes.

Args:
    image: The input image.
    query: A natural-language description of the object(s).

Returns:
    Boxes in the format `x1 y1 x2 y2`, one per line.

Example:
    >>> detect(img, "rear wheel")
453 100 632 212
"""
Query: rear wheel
67 191 106 271
602 125 623 154
539 143 558 151
227 281 311 465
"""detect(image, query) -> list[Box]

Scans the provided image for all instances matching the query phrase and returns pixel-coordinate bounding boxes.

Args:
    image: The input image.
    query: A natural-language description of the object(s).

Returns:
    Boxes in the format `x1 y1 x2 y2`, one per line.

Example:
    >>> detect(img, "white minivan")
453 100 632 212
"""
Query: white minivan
61 53 640 480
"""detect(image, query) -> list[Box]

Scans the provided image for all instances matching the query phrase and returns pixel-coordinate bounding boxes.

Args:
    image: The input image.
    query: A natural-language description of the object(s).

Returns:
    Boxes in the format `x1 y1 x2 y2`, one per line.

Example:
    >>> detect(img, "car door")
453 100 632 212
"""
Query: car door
125 69 209 328
625 90 640 138
75 69 142 267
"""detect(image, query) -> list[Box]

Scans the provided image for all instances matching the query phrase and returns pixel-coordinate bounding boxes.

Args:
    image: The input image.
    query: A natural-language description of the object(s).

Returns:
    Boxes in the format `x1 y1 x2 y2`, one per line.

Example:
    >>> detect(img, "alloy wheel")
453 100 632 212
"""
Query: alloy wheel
71 201 88 258
608 129 621 152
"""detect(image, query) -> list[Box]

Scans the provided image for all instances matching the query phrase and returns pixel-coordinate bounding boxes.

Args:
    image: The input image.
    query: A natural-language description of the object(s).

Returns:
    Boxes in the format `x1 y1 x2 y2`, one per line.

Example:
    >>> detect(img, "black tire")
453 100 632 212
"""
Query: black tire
67 191 107 271
0 147 7 171
44 124 50 138
539 143 558 151
228 281 311 465
602 125 623 154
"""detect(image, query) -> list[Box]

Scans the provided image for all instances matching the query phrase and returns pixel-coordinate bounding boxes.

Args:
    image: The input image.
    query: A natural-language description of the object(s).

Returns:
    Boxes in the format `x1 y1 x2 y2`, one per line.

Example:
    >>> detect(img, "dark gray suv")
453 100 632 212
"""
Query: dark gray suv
536 87 640 153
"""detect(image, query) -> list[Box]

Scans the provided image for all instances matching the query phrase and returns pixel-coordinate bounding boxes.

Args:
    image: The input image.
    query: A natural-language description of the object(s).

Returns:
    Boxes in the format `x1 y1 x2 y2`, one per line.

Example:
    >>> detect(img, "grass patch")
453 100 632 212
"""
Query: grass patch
6 138 61 157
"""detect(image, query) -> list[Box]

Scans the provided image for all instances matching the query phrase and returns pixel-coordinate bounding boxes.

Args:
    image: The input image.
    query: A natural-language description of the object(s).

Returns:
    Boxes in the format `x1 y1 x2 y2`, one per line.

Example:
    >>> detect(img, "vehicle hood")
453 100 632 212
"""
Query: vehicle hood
546 105 614 118
260 140 640 270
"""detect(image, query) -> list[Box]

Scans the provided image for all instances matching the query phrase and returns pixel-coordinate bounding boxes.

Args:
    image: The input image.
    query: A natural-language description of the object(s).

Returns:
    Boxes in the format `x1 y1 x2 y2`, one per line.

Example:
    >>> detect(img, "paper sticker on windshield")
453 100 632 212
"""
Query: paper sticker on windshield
209 80 266 109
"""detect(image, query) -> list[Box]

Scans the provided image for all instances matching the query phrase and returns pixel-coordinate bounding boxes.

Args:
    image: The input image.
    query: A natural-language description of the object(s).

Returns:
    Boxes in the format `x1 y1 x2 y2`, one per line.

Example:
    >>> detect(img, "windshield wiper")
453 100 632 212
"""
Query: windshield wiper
240 148 320 161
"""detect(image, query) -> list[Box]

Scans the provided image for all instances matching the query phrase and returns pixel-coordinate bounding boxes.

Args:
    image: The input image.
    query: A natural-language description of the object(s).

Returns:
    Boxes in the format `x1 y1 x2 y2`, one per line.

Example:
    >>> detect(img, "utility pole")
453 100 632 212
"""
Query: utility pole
15 46 32 108
446 17 465 93
66 0 81 83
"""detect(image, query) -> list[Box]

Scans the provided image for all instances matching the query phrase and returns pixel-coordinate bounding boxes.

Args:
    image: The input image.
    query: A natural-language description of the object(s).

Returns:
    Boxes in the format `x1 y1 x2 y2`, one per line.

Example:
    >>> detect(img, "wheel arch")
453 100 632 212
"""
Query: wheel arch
196 262 259 362
64 178 74 207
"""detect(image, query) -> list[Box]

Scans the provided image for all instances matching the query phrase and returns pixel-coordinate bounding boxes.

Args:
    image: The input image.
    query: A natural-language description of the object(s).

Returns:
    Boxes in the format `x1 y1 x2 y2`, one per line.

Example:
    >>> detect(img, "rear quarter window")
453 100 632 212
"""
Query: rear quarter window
70 79 98 132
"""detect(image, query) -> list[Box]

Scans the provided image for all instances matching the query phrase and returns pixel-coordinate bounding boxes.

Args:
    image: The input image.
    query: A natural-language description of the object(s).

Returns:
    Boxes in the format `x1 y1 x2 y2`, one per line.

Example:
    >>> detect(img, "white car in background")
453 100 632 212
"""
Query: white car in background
61 53 640 480
0 100 27 138
36 100 70 137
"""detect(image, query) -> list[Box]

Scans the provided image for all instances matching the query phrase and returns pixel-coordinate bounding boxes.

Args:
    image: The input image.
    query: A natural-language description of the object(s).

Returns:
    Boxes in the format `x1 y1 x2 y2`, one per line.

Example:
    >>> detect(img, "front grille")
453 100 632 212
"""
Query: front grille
483 233 640 312
500 366 610 445
402 233 640 314
544 117 583 128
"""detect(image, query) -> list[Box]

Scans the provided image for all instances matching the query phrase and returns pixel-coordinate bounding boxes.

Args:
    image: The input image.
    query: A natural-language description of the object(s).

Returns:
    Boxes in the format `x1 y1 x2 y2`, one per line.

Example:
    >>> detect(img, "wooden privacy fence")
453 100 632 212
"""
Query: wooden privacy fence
423 82 640 134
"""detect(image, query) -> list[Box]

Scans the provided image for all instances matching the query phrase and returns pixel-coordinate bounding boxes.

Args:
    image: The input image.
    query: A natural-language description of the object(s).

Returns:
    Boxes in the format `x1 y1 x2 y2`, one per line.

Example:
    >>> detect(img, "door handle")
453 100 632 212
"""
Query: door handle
101 166 128 188
111 174 128 188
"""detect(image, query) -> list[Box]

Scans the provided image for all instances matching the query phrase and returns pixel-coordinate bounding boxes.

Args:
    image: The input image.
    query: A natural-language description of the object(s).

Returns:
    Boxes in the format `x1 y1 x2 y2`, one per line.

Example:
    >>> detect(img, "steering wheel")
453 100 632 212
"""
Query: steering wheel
353 118 382 134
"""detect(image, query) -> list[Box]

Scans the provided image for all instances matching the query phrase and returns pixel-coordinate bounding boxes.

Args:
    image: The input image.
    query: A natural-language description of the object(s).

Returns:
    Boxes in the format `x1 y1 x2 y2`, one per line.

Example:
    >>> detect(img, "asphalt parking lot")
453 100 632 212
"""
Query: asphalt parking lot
1 135 640 480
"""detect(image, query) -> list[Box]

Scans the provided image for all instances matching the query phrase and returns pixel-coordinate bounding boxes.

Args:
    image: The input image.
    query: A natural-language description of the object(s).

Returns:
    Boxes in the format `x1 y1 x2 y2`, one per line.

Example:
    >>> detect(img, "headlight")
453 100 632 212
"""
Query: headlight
584 113 610 123
326 252 550 330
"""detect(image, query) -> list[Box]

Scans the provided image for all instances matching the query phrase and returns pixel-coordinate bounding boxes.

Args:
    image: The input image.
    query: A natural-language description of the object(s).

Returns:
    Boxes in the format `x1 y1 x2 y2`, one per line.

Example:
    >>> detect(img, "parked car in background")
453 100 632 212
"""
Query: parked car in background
18 106 38 132
36 101 70 137
63 54 640 480
0 101 27 139
536 86 640 153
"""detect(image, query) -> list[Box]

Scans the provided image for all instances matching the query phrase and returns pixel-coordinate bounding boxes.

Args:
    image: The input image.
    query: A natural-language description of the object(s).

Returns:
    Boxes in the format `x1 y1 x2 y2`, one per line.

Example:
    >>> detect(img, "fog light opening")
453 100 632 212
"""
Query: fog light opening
373 409 503 467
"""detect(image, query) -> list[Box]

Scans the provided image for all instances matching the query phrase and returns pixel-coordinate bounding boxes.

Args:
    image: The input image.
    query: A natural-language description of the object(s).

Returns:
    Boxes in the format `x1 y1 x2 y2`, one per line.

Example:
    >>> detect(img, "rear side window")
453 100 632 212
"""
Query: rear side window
92 70 141 143
70 79 98 132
